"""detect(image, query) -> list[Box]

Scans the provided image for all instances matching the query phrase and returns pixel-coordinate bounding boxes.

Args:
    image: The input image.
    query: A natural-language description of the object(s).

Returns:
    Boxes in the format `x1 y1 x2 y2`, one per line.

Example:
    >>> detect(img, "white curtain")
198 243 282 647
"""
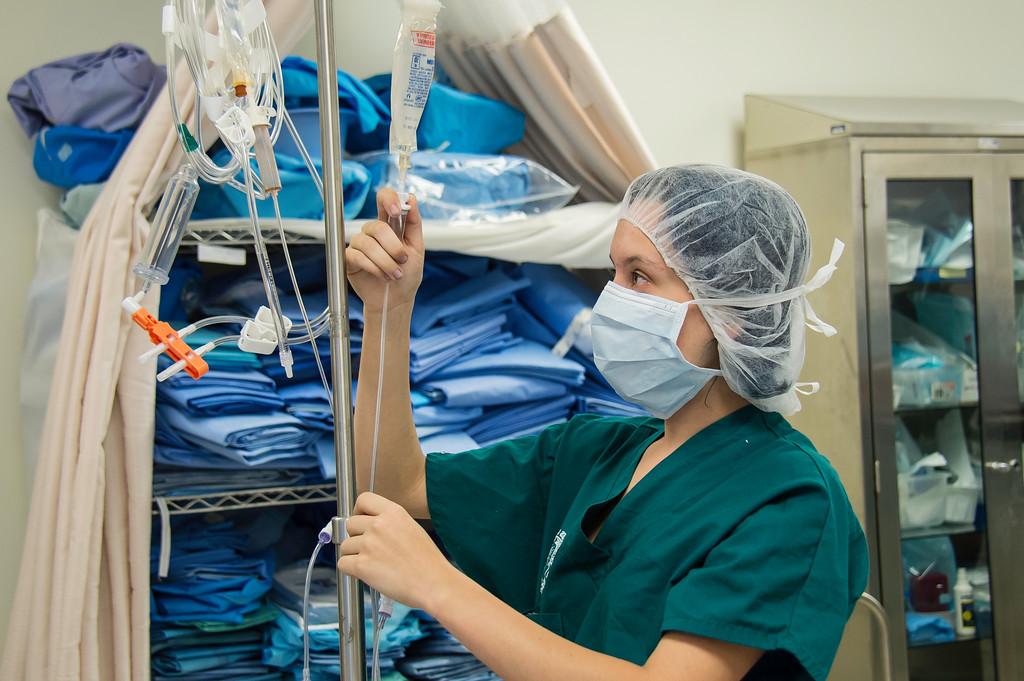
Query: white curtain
0 3 311 679
439 0 656 202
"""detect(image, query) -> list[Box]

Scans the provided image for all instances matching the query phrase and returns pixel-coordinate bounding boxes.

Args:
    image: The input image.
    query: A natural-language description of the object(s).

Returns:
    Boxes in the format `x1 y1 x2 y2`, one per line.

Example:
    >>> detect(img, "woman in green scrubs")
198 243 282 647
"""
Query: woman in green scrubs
339 165 869 681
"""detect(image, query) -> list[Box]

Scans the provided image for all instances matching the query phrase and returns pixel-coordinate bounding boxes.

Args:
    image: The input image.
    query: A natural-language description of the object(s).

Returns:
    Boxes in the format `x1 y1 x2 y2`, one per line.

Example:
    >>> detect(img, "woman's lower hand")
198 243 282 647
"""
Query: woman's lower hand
338 492 457 612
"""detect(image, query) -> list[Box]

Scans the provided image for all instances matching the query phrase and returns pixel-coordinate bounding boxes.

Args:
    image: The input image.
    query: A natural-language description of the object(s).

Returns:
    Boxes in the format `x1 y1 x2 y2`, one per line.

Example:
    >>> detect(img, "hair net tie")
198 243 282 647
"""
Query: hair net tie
691 238 845 337
794 382 821 396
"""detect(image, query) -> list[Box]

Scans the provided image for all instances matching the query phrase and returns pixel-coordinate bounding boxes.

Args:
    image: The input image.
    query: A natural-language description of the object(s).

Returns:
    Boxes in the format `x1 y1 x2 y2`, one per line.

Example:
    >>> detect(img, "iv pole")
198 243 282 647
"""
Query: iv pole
312 0 367 679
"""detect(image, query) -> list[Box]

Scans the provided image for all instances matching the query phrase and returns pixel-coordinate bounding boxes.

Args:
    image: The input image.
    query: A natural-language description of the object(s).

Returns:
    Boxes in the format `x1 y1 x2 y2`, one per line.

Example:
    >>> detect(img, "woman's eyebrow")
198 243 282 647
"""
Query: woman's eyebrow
623 255 659 268
609 254 660 269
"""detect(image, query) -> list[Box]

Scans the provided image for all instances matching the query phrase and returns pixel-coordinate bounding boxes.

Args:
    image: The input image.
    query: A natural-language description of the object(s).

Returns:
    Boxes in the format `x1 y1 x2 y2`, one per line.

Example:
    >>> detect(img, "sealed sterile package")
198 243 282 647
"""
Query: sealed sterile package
887 219 924 284
356 151 579 222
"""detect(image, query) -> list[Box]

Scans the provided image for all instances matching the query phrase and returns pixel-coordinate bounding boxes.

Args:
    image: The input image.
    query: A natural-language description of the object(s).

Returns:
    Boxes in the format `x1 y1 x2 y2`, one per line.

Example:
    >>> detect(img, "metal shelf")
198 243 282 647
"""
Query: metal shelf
181 225 325 247
152 483 336 515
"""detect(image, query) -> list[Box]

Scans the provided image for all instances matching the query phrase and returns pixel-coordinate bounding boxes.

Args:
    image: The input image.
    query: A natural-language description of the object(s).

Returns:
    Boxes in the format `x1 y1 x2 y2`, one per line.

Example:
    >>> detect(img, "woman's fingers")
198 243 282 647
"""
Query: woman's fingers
345 247 385 280
339 534 364 556
345 514 373 537
353 491 393 516
375 188 403 222
362 220 409 265
350 232 403 280
337 554 360 577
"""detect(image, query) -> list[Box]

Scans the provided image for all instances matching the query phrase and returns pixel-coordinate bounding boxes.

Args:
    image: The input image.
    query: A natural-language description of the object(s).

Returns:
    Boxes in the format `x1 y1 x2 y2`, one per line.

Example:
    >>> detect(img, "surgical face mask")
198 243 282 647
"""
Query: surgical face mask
591 282 721 419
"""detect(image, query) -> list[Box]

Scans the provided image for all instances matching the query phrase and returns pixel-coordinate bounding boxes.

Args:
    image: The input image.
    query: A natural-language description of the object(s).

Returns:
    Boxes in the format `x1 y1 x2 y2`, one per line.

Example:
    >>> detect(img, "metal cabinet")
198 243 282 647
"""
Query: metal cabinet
745 96 1024 681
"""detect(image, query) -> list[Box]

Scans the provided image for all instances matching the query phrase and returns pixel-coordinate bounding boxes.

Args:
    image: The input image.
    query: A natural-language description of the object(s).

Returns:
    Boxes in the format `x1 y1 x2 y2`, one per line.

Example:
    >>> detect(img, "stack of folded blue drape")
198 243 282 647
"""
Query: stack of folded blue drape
264 565 428 681
153 327 324 474
396 612 499 681
150 518 281 681
156 404 320 469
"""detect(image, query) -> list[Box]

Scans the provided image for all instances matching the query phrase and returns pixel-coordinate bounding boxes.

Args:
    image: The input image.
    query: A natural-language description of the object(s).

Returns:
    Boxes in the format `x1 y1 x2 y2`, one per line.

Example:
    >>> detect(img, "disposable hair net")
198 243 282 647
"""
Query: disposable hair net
618 165 844 415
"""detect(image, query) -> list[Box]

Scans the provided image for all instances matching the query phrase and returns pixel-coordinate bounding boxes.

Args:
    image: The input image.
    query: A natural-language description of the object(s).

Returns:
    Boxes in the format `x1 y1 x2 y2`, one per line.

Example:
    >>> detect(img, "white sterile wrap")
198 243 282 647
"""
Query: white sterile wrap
551 308 593 358
619 164 844 415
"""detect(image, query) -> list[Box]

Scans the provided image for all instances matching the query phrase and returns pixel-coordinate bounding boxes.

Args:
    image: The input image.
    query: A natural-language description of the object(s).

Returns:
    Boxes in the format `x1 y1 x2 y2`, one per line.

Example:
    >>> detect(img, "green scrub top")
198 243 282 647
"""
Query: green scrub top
426 407 869 681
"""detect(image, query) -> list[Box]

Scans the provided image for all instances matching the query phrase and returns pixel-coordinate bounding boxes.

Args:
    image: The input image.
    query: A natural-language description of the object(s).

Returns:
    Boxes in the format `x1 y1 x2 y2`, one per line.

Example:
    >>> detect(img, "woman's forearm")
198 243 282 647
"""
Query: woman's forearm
354 300 428 517
429 571 648 681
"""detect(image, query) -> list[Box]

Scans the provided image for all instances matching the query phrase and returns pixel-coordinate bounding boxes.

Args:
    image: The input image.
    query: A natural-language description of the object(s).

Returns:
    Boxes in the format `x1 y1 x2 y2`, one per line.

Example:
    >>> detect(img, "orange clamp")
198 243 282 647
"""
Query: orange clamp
131 306 209 380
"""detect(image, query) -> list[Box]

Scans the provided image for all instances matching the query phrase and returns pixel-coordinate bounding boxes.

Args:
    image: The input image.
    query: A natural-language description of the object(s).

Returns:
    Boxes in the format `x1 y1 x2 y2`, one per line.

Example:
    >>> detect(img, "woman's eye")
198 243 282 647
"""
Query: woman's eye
631 271 649 286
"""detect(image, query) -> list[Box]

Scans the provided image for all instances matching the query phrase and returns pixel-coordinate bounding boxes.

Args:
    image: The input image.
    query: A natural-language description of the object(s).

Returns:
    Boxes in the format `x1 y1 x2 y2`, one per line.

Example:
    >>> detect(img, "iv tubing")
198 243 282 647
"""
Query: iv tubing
189 314 250 331
240 151 294 377
367 208 406 681
282 108 325 197
302 540 326 681
273 194 332 404
165 0 287 193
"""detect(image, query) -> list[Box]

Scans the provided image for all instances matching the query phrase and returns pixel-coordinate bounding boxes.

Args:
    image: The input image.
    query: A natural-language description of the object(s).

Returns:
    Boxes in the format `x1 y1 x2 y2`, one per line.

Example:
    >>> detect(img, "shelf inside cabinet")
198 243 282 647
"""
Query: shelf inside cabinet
891 268 974 288
907 630 989 650
901 522 978 540
894 402 978 415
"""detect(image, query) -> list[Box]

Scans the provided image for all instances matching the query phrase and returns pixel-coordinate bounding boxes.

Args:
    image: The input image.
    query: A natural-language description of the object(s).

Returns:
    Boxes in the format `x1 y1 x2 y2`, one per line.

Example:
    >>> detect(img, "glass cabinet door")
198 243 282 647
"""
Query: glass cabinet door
864 155 999 681
986 158 1024 681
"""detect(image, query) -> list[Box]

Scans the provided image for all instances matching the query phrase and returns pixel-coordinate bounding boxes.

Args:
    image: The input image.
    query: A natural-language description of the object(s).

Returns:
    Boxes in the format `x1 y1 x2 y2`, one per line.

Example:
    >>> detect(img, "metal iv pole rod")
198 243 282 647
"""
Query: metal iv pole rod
312 0 366 679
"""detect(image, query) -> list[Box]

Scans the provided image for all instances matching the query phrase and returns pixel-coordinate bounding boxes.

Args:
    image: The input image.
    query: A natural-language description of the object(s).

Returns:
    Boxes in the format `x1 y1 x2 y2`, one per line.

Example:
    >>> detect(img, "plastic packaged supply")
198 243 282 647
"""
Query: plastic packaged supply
894 416 924 474
356 151 578 222
898 453 952 529
891 312 975 409
921 218 973 270
887 219 925 284
910 292 977 359
892 341 964 409
934 410 981 525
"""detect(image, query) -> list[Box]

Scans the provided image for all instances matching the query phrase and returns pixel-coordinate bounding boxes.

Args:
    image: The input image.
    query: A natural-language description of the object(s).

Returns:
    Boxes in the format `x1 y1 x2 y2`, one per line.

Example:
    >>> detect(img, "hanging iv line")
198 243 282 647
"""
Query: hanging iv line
124 0 333 383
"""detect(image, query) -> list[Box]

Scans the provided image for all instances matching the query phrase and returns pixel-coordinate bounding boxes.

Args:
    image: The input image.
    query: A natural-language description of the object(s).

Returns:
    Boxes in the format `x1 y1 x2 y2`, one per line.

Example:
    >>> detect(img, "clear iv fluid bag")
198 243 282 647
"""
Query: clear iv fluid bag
215 0 257 91
390 0 442 159
134 164 200 287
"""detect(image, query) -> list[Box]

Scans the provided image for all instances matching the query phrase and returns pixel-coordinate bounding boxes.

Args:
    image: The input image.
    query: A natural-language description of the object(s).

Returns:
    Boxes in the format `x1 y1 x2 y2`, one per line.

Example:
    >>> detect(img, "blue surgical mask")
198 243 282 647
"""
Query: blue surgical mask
591 282 721 419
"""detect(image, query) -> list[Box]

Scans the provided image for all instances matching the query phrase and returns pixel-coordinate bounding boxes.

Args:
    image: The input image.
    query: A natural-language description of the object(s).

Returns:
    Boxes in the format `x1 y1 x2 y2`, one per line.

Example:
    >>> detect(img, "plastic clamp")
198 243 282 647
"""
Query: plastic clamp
215 105 255 149
238 306 293 355
124 296 209 380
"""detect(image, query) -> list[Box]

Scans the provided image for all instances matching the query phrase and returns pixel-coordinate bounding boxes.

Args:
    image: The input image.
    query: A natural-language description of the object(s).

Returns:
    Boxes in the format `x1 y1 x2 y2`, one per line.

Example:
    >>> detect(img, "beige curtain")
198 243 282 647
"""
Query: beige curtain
0 3 310 679
438 4 656 202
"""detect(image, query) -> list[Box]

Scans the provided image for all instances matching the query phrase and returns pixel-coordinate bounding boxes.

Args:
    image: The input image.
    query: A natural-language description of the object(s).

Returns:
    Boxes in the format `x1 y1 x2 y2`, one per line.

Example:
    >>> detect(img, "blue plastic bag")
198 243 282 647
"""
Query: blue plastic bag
191 148 371 221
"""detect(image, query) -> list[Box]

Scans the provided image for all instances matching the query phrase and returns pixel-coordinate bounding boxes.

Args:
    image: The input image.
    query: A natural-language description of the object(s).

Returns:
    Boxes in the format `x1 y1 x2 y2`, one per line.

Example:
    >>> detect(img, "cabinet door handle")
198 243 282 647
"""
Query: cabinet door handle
984 459 1021 473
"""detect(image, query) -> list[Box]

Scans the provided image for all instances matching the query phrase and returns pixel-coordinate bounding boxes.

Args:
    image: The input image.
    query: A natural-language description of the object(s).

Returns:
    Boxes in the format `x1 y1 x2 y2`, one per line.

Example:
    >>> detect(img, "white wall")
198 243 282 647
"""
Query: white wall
2 0 1024 656
569 0 1024 167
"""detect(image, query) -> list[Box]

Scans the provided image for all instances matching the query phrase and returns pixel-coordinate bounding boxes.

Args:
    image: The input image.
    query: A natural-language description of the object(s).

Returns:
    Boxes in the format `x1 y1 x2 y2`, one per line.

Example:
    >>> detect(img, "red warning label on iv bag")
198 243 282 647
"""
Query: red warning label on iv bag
413 31 436 48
